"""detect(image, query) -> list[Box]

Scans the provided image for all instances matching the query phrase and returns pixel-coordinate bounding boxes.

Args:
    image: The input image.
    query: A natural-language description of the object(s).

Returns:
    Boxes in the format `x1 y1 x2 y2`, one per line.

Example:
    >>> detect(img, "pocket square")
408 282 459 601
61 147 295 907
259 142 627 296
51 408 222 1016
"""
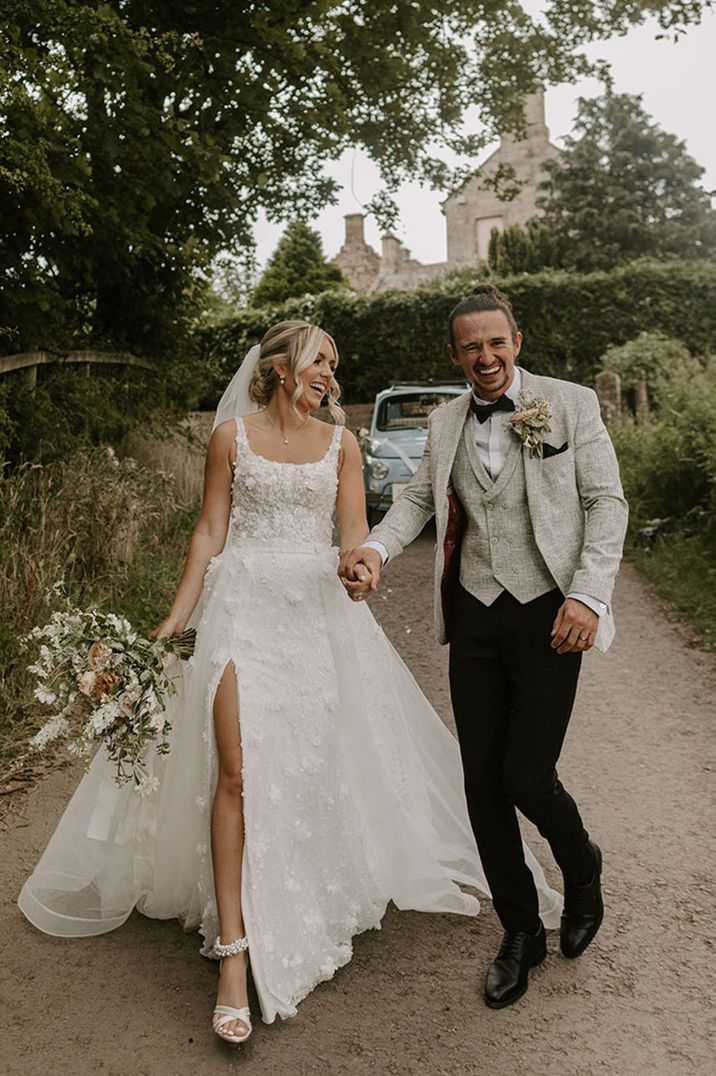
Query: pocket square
542 441 569 459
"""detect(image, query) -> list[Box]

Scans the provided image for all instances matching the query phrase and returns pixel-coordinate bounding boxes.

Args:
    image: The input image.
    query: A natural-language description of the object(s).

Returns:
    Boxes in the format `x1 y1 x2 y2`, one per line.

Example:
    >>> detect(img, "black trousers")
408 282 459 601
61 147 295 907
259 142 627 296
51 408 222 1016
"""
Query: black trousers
448 583 592 934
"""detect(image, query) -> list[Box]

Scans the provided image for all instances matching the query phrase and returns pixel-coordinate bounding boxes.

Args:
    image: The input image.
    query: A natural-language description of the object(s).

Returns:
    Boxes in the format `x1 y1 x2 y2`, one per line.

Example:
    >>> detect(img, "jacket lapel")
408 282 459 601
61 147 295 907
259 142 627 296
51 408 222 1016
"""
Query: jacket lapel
435 392 472 499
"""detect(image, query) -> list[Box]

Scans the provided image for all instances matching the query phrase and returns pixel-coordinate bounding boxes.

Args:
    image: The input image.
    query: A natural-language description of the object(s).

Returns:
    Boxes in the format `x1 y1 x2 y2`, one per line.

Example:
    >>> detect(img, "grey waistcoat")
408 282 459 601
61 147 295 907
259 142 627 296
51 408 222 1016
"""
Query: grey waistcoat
451 419 556 605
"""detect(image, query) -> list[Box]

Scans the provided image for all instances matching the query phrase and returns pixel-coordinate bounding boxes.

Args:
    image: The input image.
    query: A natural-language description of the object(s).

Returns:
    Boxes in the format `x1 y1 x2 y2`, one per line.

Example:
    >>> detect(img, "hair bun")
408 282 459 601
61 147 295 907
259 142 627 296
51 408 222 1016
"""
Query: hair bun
470 283 513 309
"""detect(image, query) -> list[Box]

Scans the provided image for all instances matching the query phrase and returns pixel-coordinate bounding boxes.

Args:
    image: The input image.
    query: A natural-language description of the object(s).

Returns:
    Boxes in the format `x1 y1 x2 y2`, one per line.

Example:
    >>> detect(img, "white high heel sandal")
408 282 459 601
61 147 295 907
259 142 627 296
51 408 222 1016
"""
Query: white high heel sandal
212 936 252 1044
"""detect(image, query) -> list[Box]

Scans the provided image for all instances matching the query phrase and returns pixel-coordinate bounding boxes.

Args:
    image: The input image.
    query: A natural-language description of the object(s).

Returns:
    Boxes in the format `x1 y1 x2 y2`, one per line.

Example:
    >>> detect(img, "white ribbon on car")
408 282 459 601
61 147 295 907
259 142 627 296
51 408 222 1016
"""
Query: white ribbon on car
371 437 418 475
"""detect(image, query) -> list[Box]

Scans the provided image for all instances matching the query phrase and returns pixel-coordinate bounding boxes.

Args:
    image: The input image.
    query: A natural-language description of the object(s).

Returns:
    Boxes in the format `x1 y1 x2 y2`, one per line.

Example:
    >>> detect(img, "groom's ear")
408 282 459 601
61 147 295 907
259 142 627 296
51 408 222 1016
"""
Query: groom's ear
447 342 458 366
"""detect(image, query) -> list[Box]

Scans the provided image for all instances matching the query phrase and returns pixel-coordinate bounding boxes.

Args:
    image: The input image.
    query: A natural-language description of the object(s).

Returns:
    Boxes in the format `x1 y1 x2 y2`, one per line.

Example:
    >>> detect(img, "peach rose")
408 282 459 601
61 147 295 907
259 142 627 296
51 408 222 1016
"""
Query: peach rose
91 671 119 699
87 642 112 670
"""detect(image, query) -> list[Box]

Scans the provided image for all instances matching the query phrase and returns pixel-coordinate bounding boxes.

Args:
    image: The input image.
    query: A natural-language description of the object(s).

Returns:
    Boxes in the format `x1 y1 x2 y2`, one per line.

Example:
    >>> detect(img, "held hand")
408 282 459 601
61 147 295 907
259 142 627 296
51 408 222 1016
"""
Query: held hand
338 547 382 601
550 598 599 654
148 615 187 641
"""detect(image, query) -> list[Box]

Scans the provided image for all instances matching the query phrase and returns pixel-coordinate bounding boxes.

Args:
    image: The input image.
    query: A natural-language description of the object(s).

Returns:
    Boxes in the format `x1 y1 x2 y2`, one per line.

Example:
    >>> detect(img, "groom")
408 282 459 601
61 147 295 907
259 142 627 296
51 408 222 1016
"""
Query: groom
340 284 628 1008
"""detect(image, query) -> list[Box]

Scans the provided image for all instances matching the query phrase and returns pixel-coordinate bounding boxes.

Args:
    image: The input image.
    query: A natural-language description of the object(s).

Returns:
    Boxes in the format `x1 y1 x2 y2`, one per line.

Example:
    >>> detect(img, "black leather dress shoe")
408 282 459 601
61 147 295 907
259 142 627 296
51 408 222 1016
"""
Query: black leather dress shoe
560 840 603 959
484 923 546 1009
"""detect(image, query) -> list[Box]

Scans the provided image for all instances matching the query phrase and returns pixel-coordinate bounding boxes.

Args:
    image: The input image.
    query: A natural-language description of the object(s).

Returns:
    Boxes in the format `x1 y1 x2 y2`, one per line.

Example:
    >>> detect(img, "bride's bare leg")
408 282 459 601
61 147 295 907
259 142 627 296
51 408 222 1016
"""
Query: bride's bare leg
211 663 250 1038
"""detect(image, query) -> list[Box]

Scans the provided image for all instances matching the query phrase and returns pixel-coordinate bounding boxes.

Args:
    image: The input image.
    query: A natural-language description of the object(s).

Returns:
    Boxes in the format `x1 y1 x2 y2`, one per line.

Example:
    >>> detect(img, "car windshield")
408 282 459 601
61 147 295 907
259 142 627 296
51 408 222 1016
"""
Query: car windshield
376 392 459 431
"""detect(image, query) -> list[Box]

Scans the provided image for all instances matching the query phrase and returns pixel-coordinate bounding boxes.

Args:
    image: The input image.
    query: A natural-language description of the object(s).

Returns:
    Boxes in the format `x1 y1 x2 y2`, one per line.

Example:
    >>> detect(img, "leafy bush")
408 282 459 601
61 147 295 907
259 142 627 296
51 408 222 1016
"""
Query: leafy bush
608 346 716 532
197 259 716 406
0 356 204 468
600 331 704 411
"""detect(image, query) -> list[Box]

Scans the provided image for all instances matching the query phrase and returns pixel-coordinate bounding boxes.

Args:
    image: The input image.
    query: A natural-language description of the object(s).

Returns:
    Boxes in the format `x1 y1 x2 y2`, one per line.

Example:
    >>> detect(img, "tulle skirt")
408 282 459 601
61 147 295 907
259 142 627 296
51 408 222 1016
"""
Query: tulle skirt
18 539 562 1022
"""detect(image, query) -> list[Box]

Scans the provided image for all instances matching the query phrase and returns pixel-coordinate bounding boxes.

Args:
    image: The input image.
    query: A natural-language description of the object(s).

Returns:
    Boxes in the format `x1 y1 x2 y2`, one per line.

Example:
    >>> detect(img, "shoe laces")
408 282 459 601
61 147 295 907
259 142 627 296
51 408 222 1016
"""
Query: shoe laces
497 931 531 960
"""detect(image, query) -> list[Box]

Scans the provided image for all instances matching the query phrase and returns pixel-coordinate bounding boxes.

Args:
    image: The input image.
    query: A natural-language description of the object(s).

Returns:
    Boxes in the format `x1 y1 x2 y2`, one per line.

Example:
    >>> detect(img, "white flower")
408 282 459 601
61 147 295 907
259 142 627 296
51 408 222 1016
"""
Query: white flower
149 711 167 734
136 774 160 797
31 715 70 750
33 685 57 705
77 670 98 697
90 701 121 735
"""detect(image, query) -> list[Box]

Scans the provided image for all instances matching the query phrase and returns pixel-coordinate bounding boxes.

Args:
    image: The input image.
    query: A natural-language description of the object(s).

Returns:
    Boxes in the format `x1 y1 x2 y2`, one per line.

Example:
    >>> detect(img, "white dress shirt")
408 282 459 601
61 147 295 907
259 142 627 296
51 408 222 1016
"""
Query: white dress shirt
364 367 605 618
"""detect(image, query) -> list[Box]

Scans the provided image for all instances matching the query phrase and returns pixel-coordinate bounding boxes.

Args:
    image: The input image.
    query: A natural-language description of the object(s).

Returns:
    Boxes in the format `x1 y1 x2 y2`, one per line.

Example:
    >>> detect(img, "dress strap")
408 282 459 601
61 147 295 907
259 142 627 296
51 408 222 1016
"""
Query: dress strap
234 415 248 449
329 422 344 461
326 423 345 470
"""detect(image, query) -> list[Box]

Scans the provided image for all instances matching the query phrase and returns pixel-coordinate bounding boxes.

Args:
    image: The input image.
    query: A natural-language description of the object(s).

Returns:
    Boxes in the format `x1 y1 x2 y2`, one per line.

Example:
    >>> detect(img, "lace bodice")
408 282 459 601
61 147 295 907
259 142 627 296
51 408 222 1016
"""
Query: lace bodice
228 418 343 547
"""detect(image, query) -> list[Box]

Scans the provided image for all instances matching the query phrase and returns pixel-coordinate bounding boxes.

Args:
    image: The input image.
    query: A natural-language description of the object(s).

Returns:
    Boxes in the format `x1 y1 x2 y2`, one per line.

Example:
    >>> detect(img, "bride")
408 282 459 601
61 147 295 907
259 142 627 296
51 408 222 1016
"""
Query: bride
18 320 561 1044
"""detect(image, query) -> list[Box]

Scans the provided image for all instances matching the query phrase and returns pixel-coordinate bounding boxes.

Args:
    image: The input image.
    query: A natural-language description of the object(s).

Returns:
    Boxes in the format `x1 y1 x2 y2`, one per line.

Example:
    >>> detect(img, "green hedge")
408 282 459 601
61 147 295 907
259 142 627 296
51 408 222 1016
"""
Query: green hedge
197 259 716 406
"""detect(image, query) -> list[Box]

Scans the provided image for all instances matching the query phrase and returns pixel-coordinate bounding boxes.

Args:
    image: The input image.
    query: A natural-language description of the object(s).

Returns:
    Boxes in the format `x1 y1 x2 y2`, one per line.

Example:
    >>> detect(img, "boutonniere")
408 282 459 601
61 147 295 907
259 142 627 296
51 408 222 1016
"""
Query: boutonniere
504 392 552 458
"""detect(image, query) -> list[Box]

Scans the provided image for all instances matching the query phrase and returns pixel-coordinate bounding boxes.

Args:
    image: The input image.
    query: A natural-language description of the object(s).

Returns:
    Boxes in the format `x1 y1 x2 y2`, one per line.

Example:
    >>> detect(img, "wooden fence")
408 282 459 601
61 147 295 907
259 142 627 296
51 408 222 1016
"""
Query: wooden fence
0 350 152 388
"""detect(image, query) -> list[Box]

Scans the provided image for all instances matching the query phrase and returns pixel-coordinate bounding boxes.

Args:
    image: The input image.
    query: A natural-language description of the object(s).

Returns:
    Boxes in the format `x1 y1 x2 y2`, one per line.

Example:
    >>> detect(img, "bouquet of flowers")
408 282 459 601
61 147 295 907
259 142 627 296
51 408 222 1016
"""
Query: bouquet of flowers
24 605 195 793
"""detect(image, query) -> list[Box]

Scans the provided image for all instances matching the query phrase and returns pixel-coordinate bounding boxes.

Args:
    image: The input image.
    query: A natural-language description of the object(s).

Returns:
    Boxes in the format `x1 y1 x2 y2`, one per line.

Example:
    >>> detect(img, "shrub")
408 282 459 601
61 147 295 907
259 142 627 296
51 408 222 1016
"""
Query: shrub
0 354 204 468
197 259 716 405
609 358 716 534
600 331 704 411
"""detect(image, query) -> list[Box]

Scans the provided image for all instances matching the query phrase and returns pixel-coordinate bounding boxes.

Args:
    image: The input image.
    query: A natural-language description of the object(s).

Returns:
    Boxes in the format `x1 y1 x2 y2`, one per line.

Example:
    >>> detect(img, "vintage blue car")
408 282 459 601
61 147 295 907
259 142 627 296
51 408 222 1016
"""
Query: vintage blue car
360 381 467 524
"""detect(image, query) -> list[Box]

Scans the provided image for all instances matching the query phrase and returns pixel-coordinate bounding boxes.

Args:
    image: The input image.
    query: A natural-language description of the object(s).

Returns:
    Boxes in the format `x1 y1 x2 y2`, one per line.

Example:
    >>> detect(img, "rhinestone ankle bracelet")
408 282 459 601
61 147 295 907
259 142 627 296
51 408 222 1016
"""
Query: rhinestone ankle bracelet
214 936 249 958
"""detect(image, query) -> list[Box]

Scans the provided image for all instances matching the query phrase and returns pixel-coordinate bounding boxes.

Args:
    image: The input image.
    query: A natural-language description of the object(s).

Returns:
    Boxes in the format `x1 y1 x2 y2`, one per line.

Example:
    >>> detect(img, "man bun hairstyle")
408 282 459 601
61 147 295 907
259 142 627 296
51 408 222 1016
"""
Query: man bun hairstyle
448 283 520 348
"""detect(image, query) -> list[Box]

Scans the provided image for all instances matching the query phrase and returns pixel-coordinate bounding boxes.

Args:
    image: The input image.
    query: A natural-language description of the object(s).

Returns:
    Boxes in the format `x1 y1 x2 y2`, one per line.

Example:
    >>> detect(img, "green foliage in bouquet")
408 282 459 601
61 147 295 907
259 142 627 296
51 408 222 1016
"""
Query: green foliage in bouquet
25 604 195 789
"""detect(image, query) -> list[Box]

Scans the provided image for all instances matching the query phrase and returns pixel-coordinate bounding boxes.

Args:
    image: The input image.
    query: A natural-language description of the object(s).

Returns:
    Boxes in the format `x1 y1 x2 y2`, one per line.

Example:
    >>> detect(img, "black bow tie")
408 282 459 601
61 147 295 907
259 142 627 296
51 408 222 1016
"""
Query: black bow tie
469 393 516 424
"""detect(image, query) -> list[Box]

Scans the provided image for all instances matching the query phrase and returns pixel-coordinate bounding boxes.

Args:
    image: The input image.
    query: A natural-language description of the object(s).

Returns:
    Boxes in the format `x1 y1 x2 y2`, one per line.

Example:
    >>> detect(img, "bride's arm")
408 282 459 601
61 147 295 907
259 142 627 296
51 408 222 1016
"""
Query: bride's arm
151 420 235 638
336 428 370 555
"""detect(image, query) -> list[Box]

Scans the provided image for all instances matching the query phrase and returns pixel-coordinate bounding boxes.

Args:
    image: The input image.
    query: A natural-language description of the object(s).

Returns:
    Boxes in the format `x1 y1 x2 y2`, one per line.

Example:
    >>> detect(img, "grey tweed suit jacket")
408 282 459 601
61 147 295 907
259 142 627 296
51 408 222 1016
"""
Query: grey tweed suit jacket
368 368 629 652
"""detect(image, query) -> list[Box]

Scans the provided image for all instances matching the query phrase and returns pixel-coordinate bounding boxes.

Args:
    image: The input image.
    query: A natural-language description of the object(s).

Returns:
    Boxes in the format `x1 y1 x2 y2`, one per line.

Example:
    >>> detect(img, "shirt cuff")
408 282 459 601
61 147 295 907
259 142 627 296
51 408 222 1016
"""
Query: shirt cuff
363 540 389 566
567 592 607 617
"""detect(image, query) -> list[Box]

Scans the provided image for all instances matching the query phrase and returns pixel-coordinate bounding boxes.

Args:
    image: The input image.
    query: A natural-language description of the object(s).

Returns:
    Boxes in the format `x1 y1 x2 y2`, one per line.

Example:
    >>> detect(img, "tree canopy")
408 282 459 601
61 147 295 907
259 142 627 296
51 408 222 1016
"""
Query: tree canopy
537 91 716 271
0 1 710 354
252 221 346 306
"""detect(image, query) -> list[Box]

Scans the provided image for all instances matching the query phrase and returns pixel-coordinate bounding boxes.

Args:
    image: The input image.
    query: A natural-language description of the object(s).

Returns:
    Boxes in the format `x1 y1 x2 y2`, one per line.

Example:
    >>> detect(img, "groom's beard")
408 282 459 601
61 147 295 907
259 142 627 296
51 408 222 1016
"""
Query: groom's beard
471 361 515 400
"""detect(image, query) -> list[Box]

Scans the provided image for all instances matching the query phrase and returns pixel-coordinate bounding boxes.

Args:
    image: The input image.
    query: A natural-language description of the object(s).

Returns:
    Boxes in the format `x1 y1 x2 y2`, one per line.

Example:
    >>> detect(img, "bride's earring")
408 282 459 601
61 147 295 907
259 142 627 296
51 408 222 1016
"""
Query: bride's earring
279 376 285 385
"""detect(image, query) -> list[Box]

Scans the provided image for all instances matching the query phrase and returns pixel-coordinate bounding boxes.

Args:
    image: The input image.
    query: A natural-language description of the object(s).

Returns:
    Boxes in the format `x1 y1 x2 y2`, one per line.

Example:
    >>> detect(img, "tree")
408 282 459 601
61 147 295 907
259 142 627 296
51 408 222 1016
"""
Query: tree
487 221 559 275
0 2 709 355
537 92 716 271
252 222 346 306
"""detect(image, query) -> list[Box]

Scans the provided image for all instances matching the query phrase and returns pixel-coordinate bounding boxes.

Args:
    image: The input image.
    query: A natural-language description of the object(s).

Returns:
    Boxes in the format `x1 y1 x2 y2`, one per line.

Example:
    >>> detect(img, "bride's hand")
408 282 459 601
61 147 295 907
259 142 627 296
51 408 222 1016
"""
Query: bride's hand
148 616 187 640
339 547 381 601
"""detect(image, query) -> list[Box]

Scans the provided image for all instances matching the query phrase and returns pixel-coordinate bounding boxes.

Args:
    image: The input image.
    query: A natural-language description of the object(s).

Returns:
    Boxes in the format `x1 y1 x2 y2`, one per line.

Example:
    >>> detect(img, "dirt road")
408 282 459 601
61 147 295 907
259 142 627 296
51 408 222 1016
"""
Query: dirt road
1 536 714 1076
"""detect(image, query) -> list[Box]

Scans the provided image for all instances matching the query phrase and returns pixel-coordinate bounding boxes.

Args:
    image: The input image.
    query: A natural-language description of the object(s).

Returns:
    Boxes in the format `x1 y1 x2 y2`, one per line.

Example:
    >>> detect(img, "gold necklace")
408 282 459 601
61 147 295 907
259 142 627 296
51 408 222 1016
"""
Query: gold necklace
262 408 309 445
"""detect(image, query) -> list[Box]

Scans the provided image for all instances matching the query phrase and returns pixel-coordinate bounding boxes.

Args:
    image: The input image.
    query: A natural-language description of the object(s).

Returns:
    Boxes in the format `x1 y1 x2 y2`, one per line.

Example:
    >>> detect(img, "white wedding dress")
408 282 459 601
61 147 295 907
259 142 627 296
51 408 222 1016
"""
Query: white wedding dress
18 417 562 1023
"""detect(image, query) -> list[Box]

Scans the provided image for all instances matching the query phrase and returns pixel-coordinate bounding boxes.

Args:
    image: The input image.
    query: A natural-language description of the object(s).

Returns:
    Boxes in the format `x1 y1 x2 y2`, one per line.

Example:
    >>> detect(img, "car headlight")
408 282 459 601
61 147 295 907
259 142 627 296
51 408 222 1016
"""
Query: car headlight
370 460 390 480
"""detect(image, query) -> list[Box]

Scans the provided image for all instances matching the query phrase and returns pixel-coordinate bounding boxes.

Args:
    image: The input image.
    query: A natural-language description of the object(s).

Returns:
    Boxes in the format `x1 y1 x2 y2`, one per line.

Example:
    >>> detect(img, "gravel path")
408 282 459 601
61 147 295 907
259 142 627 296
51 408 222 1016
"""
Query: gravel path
1 538 714 1076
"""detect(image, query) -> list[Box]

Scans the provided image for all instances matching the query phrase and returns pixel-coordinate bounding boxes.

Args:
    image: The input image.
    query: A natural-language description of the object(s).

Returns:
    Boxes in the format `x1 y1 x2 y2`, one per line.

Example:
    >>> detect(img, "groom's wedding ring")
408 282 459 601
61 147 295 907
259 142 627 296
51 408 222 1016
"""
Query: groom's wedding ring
578 633 588 641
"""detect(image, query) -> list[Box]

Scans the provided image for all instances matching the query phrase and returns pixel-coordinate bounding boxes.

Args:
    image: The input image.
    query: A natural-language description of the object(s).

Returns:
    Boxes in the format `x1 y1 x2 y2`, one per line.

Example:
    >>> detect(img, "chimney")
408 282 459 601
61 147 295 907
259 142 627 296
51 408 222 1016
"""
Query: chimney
344 213 366 245
381 234 403 274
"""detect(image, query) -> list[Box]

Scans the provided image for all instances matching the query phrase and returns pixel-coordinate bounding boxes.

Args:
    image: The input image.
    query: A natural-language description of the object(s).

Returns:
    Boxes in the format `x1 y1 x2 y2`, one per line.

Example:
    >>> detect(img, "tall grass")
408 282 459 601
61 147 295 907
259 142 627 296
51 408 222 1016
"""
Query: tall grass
607 342 716 649
0 428 207 773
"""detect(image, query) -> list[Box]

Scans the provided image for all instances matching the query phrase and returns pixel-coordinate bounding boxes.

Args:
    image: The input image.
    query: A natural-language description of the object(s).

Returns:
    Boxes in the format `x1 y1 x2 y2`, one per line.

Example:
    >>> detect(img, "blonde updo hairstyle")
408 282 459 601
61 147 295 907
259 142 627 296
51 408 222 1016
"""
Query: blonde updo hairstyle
249 320 345 425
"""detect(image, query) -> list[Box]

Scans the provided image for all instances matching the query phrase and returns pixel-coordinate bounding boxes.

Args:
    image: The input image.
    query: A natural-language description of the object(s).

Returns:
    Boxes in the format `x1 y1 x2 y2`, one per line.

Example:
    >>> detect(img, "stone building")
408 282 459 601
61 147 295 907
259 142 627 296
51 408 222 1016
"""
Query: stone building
332 90 560 292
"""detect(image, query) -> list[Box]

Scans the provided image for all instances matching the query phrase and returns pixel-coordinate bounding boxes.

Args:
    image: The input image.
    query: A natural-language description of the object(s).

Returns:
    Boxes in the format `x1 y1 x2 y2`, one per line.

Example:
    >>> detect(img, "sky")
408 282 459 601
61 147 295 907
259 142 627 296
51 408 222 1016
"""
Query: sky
253 6 716 270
